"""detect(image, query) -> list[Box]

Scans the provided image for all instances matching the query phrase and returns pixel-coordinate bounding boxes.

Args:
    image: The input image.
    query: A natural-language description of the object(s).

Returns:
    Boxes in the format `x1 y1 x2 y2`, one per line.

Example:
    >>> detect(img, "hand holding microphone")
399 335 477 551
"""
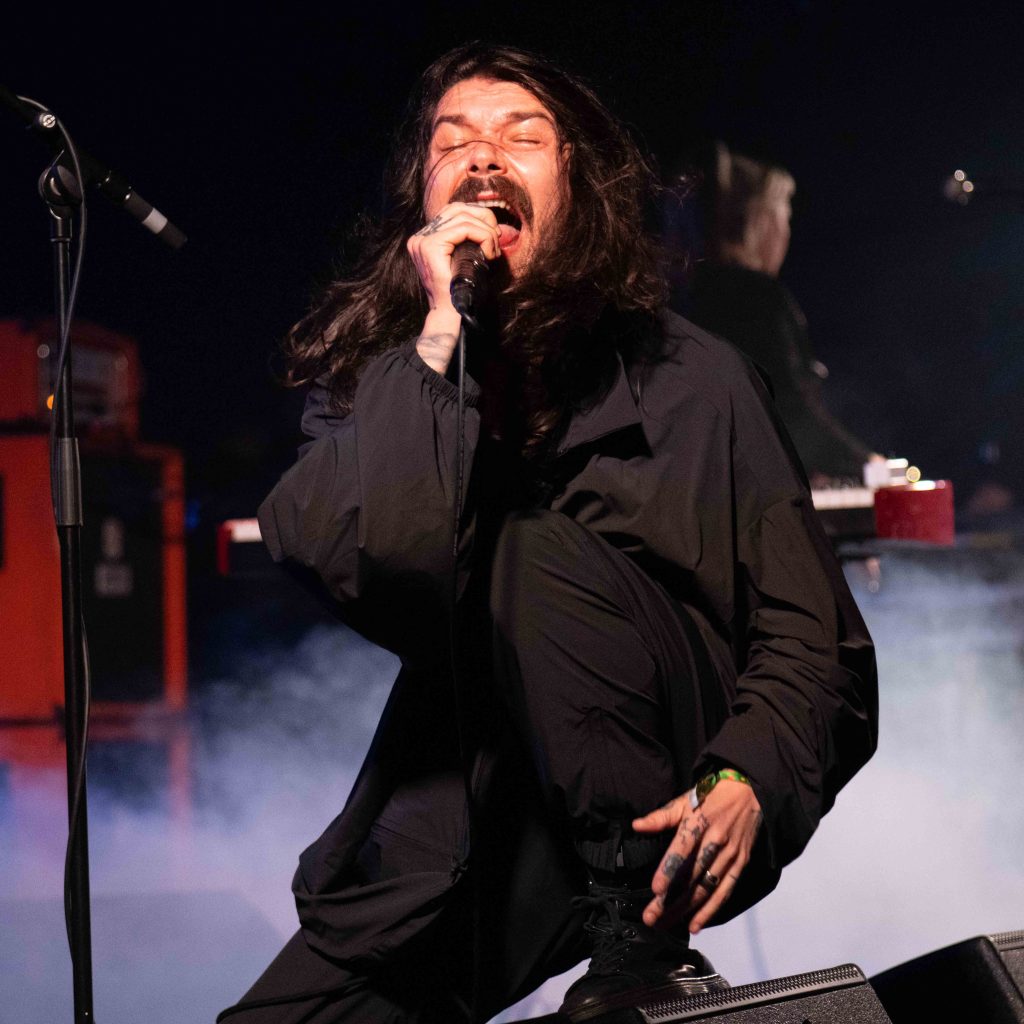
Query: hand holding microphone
407 201 500 311
407 202 500 372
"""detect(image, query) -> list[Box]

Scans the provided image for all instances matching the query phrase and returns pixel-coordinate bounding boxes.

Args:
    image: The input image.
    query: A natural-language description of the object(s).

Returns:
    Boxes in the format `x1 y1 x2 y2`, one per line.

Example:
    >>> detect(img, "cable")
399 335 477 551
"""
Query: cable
64 628 92 953
447 322 485 1022
450 322 470 781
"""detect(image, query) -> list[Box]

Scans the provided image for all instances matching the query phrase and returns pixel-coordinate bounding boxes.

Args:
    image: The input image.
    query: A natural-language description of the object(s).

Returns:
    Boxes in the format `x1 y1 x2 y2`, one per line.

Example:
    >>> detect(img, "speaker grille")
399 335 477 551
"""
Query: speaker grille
993 931 1024 952
641 963 865 1021
990 930 1024 999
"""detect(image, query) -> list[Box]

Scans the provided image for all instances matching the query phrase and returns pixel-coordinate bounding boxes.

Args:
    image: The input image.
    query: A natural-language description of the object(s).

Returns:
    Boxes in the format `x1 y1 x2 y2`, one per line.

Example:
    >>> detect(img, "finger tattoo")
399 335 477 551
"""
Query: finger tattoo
684 811 709 843
662 853 684 882
698 843 721 871
417 215 448 236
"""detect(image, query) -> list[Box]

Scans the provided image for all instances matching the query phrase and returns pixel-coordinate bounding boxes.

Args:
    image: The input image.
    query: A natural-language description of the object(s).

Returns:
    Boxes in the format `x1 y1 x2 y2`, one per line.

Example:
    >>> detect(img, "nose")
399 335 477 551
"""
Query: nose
465 137 507 176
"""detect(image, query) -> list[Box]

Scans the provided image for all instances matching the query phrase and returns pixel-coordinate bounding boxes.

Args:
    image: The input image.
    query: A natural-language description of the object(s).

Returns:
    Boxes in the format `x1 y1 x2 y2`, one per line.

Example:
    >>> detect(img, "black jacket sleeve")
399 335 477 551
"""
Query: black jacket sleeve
257 339 481 663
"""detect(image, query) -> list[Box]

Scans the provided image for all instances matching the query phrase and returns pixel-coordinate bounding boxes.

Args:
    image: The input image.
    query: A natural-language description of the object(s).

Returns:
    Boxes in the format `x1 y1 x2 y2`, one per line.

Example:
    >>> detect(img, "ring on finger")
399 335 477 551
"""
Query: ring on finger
697 870 720 891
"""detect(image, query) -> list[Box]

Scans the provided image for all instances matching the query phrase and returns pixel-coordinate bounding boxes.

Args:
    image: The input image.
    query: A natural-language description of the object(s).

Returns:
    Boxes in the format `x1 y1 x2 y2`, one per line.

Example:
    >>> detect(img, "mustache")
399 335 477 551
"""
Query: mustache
448 176 533 227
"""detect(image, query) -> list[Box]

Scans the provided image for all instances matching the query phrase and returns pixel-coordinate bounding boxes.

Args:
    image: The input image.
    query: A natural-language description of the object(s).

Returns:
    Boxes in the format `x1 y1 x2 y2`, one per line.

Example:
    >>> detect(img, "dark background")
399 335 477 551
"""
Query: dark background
4 1 1023 560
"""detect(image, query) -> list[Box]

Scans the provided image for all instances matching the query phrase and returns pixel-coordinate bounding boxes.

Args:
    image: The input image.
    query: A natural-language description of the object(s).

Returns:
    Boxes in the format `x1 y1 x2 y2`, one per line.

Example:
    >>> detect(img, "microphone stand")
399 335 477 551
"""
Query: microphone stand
4 83 186 1022
39 157 96 1024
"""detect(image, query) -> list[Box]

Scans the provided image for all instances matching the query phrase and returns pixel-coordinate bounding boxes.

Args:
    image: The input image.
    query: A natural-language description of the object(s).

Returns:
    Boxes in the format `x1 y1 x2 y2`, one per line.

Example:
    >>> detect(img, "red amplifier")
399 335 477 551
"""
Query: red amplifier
0 435 63 717
0 318 142 439
0 434 187 720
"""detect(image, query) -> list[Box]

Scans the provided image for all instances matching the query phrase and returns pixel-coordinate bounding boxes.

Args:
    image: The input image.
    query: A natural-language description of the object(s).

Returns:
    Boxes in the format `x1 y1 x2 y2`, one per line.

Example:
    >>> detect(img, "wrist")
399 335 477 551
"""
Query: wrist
417 309 463 374
689 767 752 809
423 306 462 337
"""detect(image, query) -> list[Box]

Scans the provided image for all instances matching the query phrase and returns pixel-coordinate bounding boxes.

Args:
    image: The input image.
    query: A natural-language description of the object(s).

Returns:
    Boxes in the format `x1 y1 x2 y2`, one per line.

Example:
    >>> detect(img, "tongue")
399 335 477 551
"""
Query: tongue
497 223 521 248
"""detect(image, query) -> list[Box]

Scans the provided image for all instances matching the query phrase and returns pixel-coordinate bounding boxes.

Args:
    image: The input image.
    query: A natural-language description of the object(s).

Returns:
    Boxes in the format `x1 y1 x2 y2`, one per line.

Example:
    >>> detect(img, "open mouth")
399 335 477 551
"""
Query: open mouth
484 201 523 231
475 198 523 248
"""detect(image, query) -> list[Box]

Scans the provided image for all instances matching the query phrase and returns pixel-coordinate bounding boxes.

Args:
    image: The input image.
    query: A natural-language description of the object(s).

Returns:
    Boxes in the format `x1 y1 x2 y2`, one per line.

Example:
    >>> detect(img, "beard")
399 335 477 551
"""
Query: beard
443 175 570 321
445 174 570 281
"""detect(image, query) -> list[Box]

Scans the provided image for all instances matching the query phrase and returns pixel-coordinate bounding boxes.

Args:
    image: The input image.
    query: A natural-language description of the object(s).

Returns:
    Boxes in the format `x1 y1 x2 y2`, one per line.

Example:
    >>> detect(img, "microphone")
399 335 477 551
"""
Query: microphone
1 83 187 249
449 241 489 322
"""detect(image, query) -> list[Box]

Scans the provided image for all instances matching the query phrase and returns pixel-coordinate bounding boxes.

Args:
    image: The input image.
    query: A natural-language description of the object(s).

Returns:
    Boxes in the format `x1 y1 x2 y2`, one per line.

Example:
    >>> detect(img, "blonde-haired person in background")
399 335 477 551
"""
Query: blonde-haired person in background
690 144 877 483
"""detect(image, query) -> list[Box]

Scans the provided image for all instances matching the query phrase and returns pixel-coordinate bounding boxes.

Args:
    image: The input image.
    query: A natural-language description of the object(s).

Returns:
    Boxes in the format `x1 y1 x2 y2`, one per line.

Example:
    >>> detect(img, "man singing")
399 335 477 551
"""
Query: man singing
220 43 877 1024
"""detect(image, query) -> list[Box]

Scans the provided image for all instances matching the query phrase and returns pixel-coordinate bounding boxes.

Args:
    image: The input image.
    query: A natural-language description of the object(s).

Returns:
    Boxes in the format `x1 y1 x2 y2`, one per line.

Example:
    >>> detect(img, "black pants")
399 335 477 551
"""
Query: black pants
219 511 717 1023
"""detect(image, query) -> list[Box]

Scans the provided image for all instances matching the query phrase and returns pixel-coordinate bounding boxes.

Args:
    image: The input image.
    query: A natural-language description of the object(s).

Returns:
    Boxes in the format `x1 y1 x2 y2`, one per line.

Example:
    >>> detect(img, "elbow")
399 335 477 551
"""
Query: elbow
256 496 287 563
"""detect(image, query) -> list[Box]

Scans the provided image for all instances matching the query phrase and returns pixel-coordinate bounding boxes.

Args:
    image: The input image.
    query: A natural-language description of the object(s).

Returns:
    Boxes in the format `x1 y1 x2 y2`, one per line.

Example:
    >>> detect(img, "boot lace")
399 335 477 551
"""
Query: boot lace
570 885 652 976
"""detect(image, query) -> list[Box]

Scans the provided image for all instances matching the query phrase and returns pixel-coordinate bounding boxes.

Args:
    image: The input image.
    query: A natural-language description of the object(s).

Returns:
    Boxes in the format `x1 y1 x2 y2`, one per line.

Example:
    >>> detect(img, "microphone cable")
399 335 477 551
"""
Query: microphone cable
448 320 486 1021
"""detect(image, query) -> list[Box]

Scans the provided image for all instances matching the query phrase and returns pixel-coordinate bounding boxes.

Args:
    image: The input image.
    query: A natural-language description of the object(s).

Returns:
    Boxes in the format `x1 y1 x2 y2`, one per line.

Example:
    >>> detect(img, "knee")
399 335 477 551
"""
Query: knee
490 510 581 634
492 509 571 576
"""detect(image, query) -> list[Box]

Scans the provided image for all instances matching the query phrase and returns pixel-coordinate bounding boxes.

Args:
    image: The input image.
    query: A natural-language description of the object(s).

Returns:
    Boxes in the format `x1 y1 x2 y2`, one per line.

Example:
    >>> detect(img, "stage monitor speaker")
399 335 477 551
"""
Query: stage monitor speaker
871 930 1024 1023
509 964 893 1023
632 963 891 1022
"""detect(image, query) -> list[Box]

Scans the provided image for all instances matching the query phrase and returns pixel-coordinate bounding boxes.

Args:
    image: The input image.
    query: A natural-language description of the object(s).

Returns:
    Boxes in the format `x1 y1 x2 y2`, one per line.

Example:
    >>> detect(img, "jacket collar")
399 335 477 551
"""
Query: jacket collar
557 352 646 456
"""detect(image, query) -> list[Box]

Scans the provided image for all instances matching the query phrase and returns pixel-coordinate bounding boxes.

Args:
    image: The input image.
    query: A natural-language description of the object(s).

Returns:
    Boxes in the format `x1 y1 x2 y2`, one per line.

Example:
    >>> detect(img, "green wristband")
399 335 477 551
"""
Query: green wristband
690 768 751 809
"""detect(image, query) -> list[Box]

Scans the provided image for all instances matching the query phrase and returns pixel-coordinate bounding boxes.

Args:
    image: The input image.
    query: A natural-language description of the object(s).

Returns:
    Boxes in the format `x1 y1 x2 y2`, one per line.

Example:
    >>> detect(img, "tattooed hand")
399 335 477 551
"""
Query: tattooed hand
406 203 500 309
632 779 762 934
416 213 451 236
407 202 503 374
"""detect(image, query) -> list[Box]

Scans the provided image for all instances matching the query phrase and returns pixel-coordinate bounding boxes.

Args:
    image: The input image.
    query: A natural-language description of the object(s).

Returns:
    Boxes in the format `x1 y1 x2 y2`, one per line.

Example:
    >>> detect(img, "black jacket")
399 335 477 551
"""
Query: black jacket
258 309 878 965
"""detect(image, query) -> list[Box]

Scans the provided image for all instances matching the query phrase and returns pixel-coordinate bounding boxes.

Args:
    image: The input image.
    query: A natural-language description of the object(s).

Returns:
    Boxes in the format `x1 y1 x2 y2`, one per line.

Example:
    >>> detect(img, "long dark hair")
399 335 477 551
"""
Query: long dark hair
284 42 666 454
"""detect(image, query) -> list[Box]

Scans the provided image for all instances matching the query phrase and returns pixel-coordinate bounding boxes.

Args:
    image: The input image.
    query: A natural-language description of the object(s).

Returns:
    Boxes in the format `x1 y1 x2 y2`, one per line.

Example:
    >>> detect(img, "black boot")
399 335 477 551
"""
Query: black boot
559 882 728 1022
